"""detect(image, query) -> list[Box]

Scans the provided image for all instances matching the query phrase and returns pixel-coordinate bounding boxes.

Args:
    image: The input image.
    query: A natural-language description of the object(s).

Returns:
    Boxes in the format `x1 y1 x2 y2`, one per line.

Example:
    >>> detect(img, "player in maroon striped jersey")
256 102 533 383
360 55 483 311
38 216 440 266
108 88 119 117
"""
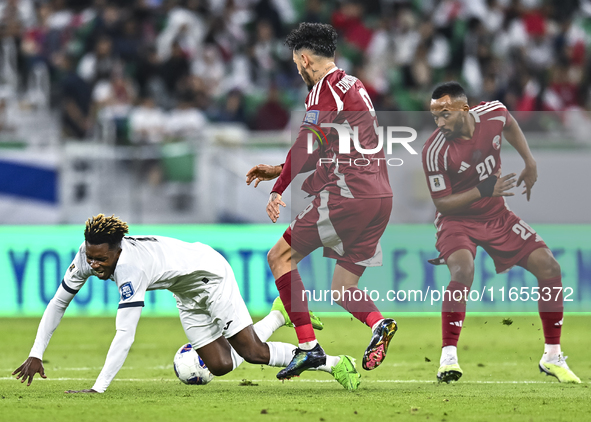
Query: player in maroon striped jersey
246 23 395 380
422 82 580 384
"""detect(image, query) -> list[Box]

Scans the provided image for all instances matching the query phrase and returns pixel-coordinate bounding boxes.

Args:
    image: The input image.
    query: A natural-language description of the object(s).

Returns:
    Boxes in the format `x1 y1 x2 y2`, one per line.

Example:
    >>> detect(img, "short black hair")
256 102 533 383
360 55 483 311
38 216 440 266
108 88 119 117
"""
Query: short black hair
432 82 467 100
285 23 337 58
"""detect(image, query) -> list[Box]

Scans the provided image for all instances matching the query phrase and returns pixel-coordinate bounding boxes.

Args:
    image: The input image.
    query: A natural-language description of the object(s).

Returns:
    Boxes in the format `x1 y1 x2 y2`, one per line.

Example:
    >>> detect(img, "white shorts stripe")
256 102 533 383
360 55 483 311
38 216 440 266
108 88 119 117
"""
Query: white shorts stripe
316 190 345 256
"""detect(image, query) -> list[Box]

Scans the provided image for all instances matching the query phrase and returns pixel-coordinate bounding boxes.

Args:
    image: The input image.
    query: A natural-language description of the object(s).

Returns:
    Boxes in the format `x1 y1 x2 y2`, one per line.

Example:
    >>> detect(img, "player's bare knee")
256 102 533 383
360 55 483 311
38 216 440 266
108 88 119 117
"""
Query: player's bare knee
529 249 561 280
267 245 277 266
449 262 474 286
268 245 290 277
209 366 231 377
541 256 561 280
447 250 474 286
267 245 283 269
207 357 233 376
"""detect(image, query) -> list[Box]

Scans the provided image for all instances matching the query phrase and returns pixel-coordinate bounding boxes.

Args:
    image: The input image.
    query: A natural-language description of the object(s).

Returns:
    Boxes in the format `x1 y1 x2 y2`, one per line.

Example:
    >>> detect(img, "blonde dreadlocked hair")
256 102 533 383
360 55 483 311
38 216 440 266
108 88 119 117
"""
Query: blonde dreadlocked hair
84 214 129 248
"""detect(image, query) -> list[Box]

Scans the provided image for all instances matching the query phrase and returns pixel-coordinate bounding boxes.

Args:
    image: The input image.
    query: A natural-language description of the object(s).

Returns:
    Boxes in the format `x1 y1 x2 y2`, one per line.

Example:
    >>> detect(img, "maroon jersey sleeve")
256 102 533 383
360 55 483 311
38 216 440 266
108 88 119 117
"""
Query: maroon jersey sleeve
422 130 452 199
271 77 339 195
472 100 512 128
300 69 391 199
273 68 391 199
271 141 322 195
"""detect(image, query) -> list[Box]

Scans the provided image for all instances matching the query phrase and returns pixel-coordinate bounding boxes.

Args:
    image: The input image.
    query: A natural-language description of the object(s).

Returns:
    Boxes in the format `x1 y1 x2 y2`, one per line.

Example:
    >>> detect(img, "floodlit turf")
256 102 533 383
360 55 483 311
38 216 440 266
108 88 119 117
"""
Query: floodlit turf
1 315 589 422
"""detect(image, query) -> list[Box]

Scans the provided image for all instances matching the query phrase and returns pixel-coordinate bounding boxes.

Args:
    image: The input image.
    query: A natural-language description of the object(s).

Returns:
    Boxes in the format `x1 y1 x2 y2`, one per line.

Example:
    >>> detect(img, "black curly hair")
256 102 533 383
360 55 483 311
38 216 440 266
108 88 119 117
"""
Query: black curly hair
84 214 129 248
285 23 337 58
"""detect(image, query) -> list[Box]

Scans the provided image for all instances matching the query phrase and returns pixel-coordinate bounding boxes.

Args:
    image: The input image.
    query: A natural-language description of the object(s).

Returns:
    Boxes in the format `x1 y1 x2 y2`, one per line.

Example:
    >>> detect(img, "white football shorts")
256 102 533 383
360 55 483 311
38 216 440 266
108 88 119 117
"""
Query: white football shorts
176 266 253 350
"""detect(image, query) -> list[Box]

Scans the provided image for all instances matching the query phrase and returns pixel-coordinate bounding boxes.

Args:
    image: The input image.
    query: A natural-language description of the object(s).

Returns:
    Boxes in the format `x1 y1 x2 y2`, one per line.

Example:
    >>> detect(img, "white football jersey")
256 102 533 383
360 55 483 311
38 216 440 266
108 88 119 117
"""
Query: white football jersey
64 236 231 309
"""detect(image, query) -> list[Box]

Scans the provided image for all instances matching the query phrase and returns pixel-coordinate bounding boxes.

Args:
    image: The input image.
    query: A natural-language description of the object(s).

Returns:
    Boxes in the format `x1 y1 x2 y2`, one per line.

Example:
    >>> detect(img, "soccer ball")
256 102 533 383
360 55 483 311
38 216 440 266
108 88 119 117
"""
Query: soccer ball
173 343 214 385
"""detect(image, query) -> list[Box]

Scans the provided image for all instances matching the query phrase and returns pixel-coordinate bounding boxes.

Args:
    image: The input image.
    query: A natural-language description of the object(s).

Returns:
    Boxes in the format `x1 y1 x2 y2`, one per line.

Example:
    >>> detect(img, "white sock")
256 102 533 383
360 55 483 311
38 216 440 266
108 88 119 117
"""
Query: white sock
315 355 340 374
253 311 284 342
230 347 244 370
371 319 384 331
298 340 318 350
543 344 561 361
230 312 286 370
440 345 458 365
267 341 297 367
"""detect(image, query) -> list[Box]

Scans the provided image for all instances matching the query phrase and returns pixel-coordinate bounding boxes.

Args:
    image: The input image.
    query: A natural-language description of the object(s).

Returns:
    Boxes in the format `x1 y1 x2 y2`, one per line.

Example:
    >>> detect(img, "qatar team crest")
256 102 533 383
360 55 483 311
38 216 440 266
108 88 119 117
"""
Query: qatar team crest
120 282 134 300
492 135 501 150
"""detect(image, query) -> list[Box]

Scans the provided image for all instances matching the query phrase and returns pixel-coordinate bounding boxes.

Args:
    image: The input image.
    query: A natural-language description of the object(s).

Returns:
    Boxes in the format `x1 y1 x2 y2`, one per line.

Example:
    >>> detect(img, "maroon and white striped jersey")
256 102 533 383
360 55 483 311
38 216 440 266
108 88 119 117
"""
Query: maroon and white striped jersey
272 68 392 199
422 101 513 220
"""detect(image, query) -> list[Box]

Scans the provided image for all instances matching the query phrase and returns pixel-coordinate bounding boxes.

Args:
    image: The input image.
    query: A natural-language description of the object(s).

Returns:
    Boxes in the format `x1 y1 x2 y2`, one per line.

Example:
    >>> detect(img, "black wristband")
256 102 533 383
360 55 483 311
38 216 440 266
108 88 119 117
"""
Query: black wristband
476 175 497 197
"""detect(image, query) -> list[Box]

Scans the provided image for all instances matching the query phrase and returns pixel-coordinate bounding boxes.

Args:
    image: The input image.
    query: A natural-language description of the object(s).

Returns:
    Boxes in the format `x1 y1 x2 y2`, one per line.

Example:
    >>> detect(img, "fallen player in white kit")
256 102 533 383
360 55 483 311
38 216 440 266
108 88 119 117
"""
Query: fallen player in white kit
12 214 361 392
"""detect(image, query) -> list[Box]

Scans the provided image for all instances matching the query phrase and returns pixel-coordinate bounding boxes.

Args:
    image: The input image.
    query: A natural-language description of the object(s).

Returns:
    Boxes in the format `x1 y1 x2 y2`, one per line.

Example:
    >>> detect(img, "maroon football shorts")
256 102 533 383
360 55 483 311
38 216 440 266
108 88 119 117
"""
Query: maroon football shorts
283 190 392 266
435 209 548 273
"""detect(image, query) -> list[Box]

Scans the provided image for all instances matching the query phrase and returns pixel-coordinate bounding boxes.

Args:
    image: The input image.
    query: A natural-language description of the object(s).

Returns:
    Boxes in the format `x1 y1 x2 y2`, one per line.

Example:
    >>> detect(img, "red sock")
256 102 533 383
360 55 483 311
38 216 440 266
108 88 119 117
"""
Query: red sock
442 281 467 347
275 270 315 343
294 324 315 343
538 276 563 344
340 287 383 328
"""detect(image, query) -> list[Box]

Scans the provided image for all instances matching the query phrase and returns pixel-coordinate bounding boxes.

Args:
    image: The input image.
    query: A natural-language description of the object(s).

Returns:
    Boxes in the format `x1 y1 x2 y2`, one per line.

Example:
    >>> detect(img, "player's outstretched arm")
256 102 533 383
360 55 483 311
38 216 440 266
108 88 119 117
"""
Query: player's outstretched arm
71 306 143 394
12 357 47 386
432 173 517 215
503 117 537 200
246 164 283 188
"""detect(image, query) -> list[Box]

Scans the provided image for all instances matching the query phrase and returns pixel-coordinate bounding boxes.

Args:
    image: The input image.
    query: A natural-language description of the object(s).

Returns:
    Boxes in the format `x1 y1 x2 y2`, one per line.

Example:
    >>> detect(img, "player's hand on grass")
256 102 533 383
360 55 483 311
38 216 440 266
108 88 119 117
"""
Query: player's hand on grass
493 173 517 197
517 161 537 201
12 357 46 386
246 164 282 188
64 389 98 394
267 192 286 223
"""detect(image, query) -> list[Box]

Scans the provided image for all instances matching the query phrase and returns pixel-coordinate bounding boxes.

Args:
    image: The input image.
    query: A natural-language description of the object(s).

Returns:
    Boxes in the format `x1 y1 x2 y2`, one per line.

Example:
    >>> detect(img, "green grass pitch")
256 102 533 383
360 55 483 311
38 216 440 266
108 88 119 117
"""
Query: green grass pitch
1 314 589 422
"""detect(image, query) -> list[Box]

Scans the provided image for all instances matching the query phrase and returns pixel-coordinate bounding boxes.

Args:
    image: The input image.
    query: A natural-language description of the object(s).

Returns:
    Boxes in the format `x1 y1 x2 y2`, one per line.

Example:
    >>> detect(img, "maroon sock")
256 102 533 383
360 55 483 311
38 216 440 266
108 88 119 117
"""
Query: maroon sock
340 287 383 328
294 324 315 343
442 281 467 347
275 270 314 343
538 276 563 344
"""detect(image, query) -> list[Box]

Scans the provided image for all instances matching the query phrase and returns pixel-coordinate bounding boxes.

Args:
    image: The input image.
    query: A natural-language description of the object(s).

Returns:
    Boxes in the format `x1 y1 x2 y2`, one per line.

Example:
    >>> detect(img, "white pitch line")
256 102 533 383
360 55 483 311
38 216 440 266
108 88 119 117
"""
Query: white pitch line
0 366 172 372
1 363 524 371
0 377 576 384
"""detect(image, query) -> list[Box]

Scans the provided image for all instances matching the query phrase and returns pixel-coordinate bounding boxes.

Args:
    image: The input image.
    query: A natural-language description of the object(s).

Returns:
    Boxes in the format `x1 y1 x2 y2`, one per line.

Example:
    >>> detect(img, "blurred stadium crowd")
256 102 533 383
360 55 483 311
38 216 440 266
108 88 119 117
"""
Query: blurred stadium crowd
1 0 591 144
